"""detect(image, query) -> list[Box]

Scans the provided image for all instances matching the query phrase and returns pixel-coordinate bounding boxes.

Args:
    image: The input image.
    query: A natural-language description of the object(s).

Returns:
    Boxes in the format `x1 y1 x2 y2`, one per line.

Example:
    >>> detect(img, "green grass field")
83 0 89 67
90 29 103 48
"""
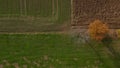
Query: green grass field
0 0 71 32
0 0 54 17
0 34 118 68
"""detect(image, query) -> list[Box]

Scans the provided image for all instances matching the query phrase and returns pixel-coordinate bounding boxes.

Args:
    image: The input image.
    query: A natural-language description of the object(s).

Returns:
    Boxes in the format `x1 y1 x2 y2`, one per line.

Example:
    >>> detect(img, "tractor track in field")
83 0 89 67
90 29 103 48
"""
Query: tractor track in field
52 0 59 20
0 16 51 21
52 0 55 16
0 31 69 34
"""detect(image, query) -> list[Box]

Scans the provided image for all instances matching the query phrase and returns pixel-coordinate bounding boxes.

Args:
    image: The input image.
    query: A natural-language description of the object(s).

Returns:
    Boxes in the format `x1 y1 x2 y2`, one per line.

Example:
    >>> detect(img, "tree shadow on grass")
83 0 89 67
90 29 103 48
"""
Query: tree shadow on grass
72 32 120 68
102 35 120 68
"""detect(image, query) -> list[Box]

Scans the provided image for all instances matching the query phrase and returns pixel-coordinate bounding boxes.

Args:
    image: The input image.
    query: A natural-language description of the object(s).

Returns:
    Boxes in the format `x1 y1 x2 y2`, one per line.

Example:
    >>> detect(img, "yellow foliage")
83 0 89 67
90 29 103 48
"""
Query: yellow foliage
88 20 109 41
116 29 120 38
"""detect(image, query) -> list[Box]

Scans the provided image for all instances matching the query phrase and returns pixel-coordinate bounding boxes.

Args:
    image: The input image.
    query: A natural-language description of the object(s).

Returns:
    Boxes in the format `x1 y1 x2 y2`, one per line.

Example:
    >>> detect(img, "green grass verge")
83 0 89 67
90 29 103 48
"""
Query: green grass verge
0 34 117 68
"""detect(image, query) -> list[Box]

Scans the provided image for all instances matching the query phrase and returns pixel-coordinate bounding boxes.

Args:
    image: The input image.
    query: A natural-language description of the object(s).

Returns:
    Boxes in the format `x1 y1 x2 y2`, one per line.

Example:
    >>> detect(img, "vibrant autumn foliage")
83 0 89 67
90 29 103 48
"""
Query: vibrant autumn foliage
88 20 109 41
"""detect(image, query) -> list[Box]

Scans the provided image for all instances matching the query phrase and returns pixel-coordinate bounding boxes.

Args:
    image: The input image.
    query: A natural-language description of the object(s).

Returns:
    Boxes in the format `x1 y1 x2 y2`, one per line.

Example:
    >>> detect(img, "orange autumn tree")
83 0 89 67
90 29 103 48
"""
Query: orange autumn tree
88 20 109 41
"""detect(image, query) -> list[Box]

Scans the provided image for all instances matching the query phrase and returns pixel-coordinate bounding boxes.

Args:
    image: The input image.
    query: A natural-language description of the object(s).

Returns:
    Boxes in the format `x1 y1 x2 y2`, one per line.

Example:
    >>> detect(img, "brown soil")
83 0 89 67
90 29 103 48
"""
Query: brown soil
72 0 120 29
